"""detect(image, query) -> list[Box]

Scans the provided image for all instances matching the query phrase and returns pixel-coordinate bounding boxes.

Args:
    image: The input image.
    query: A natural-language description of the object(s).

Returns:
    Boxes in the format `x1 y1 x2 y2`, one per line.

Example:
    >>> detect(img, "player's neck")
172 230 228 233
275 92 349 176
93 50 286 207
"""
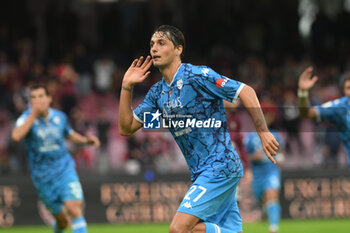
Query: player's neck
159 60 182 84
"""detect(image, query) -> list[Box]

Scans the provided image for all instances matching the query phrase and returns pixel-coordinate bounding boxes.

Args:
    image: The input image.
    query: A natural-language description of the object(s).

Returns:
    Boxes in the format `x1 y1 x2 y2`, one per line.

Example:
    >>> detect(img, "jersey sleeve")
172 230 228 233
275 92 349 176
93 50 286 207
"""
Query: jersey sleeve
133 86 159 124
63 113 74 137
193 66 245 103
15 114 28 128
315 99 344 124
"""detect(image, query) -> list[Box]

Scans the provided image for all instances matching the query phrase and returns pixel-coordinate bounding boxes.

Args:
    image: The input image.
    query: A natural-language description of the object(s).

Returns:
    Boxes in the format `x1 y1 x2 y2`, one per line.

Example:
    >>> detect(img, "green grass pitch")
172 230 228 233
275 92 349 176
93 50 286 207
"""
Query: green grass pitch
1 219 349 233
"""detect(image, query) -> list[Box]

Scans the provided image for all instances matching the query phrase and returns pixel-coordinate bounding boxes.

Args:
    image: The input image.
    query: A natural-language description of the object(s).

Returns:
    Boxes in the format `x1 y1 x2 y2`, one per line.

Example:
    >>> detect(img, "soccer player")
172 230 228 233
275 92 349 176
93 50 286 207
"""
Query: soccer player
11 84 100 233
298 67 350 166
118 25 279 233
243 109 283 233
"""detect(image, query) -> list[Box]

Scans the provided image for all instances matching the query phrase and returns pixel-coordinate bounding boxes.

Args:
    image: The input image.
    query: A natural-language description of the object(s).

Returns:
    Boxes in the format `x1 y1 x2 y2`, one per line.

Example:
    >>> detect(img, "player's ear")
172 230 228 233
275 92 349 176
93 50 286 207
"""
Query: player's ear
175 45 183 57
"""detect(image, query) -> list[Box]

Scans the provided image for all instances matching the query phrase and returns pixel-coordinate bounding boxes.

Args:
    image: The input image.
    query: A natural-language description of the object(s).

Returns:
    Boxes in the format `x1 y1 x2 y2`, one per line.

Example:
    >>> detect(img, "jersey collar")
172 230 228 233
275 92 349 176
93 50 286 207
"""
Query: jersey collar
164 63 184 87
39 108 53 121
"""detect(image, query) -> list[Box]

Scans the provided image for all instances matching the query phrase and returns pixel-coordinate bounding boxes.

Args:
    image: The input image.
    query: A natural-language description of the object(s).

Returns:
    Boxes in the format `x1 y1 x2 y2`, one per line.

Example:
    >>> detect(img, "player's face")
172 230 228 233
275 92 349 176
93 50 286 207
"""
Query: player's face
30 88 52 114
344 80 350 97
150 32 182 68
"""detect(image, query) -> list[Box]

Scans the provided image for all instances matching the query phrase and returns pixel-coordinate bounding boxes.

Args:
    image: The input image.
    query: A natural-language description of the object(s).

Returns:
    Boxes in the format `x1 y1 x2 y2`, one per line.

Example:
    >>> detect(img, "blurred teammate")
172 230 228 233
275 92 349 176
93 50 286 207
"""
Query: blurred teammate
243 109 284 233
12 84 100 233
119 25 279 233
298 67 350 166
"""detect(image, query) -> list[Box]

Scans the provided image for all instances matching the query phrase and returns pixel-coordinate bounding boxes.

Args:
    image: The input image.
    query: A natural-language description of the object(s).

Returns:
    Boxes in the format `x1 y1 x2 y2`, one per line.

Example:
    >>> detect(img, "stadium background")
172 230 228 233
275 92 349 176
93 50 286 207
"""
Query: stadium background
1 0 350 231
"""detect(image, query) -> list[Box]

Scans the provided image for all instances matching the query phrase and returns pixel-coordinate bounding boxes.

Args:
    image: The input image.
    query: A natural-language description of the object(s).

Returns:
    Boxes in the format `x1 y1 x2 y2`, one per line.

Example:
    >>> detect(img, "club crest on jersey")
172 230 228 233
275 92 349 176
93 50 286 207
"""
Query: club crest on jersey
216 77 228 88
177 79 183 90
53 116 60 125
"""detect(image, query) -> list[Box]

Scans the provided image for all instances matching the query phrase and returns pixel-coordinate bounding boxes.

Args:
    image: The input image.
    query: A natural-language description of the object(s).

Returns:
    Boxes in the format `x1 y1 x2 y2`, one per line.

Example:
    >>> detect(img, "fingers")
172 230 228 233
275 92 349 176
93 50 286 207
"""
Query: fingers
131 59 138 67
136 56 144 67
141 71 151 80
87 135 100 148
265 144 277 157
264 148 276 164
303 66 313 76
141 56 152 69
131 56 153 71
143 57 153 71
271 140 279 151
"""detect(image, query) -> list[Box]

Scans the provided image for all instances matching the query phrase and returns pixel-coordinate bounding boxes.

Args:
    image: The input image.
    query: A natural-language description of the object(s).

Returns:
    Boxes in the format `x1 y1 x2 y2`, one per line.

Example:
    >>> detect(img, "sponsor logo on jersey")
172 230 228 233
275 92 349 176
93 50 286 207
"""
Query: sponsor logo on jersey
182 201 192 209
143 110 161 129
143 110 222 130
216 77 228 88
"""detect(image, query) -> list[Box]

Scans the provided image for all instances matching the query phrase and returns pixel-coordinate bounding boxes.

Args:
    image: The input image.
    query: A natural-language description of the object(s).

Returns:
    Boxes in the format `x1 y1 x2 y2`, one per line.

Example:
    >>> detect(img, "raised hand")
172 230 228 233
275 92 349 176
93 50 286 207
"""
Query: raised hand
31 102 46 117
298 66 318 91
122 56 153 88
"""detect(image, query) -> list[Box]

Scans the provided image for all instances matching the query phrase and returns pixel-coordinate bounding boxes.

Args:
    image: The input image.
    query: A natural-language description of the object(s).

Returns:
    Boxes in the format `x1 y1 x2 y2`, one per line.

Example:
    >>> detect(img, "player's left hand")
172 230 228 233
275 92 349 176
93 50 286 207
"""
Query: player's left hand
258 132 279 164
86 134 100 148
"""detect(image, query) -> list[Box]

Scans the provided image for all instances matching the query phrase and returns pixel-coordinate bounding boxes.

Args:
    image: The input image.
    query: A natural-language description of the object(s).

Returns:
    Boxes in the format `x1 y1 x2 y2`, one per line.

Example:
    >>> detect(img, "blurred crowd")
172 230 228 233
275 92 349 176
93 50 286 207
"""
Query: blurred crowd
0 42 349 175
1 0 350 175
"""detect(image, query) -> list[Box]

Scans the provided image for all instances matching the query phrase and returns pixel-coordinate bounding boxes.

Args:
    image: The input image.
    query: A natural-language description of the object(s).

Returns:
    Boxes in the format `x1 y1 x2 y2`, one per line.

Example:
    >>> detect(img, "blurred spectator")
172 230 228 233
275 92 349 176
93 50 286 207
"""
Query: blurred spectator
96 106 111 174
281 91 301 159
93 55 115 94
56 64 78 115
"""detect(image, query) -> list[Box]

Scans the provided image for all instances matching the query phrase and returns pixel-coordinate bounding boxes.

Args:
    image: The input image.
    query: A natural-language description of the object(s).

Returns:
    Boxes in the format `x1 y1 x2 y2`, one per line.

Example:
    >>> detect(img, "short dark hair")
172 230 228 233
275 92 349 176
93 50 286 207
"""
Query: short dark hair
30 84 50 96
153 25 185 56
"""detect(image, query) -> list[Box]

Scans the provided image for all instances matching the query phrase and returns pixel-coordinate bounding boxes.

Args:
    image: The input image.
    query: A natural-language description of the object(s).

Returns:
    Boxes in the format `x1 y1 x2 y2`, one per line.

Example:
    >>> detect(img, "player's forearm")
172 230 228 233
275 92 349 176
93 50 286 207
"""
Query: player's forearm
118 84 135 136
298 89 312 118
239 85 269 133
68 131 89 144
298 98 310 118
11 113 36 142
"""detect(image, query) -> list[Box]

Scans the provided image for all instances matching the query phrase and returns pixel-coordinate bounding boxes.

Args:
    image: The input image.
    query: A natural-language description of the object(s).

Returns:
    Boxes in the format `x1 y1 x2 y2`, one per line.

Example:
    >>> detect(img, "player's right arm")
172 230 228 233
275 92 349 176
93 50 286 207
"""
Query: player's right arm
11 106 40 142
119 56 153 136
298 66 319 119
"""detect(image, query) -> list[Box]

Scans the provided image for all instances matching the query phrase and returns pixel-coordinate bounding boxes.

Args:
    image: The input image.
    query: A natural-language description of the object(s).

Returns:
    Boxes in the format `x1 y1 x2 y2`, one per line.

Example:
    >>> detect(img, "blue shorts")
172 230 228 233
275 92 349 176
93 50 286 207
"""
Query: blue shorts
177 173 242 233
252 167 280 200
34 168 84 216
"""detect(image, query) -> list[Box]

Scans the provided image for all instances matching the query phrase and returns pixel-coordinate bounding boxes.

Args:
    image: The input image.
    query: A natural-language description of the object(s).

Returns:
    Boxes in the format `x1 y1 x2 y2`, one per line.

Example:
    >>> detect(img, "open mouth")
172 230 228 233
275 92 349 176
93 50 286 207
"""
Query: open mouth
153 55 161 60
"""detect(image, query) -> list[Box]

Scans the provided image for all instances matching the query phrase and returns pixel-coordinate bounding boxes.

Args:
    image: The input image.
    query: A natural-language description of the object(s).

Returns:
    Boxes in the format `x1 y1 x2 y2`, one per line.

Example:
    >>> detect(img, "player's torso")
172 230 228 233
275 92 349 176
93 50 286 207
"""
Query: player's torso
27 114 67 153
155 64 226 133
24 110 73 182
153 64 242 179
330 99 350 149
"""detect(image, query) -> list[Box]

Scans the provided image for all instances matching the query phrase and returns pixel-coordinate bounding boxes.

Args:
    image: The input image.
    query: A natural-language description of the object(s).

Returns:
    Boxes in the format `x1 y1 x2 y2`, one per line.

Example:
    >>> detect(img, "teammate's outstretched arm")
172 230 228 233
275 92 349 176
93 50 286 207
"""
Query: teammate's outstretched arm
68 131 100 147
239 85 278 164
298 66 319 119
119 56 153 136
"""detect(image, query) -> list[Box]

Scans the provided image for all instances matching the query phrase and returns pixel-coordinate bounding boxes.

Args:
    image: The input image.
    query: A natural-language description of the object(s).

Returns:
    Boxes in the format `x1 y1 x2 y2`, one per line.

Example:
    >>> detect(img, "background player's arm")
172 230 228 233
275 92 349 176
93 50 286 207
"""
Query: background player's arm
249 151 264 161
298 66 319 119
11 104 41 142
239 85 278 164
67 131 100 147
119 56 152 136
